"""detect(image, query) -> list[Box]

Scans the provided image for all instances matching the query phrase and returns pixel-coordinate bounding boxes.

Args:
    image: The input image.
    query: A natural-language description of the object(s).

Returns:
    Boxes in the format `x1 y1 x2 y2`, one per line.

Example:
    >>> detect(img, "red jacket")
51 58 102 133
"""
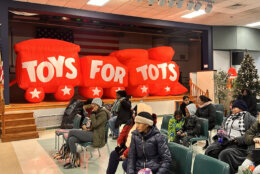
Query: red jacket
117 121 134 158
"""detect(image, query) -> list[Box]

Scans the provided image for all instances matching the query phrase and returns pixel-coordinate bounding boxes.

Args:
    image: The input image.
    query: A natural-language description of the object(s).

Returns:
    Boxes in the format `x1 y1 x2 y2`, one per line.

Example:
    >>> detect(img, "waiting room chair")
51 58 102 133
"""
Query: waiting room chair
79 123 109 167
168 142 193 174
209 111 224 144
55 114 82 150
160 115 172 135
189 118 208 151
212 104 224 113
193 154 230 174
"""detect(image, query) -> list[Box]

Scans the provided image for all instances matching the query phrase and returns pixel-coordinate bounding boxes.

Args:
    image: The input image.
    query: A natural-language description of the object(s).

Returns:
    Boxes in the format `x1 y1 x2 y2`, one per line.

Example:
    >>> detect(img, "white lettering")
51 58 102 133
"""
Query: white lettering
136 65 148 80
36 61 55 82
168 64 178 81
157 63 167 79
48 56 65 77
148 64 159 80
65 58 77 79
22 60 37 82
114 67 126 84
90 60 103 79
101 64 115 82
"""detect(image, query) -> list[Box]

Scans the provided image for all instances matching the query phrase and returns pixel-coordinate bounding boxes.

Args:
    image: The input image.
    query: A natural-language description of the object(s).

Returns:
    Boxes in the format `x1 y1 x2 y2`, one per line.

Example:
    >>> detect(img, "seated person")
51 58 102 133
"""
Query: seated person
168 110 185 142
205 100 256 174
109 90 132 139
127 106 172 174
180 96 193 117
55 98 110 169
174 103 201 147
241 114 260 174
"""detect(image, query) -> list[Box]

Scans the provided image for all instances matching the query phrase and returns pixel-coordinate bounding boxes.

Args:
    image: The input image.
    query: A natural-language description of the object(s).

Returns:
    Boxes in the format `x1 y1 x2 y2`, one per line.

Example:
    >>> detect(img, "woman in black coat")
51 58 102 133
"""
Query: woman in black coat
238 89 257 117
127 111 172 174
196 95 216 149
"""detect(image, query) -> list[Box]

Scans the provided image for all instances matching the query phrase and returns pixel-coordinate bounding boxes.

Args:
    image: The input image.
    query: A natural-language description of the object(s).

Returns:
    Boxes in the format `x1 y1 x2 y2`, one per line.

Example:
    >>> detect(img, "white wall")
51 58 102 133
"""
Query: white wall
213 50 231 72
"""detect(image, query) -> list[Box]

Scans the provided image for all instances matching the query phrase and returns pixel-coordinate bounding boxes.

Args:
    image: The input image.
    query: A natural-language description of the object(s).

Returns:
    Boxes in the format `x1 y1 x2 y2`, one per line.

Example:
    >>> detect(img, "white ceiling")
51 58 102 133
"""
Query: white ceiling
14 0 260 28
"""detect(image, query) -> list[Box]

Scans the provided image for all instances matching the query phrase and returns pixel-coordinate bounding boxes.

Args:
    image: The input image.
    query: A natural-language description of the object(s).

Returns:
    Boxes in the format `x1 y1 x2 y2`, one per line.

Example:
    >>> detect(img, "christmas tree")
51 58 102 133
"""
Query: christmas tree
233 53 260 99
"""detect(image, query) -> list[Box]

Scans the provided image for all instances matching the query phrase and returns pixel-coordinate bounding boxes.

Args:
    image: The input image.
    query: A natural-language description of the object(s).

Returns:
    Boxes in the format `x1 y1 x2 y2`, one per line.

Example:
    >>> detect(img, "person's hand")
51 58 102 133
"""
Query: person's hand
181 133 186 137
92 105 99 112
119 98 123 102
82 125 87 130
253 138 260 144
177 131 181 135
120 155 126 160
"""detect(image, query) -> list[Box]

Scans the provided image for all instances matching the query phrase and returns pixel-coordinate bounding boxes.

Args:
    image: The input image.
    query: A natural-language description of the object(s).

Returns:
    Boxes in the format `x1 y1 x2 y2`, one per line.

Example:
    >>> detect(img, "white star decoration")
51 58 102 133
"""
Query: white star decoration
141 85 148 93
165 86 171 92
61 86 71 95
115 87 121 93
92 87 101 96
30 88 41 99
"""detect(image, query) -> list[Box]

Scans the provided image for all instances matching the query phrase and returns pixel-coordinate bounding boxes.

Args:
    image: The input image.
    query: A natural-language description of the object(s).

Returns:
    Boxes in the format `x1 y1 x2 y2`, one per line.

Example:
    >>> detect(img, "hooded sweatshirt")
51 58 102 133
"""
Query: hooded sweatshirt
181 104 201 136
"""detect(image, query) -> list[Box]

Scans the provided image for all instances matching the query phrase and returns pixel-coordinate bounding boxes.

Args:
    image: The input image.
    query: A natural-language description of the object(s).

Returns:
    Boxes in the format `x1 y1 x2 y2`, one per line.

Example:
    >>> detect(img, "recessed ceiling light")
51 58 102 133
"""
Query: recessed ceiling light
181 9 206 18
87 0 110 6
246 21 260 27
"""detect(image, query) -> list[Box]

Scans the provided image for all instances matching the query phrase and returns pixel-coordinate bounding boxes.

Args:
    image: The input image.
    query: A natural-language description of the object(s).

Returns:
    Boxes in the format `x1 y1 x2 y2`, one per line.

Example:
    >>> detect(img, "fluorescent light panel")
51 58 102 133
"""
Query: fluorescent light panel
181 9 206 18
246 22 260 27
87 0 110 6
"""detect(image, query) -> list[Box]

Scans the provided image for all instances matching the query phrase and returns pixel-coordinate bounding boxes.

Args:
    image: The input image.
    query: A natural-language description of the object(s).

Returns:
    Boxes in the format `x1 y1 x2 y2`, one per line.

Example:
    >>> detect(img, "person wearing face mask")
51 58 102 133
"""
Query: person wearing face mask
205 100 256 174
127 104 172 174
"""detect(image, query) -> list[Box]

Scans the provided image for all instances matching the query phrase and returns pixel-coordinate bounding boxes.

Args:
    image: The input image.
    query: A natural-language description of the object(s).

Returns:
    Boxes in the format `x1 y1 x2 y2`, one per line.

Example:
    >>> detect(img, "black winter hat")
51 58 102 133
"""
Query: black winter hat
232 100 248 111
116 90 127 98
135 111 153 126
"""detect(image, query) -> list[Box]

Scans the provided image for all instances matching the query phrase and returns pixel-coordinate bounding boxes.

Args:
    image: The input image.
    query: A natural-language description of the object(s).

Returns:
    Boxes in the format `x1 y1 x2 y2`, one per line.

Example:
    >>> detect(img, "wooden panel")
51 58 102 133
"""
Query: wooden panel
1 131 39 142
5 124 37 134
5 118 35 126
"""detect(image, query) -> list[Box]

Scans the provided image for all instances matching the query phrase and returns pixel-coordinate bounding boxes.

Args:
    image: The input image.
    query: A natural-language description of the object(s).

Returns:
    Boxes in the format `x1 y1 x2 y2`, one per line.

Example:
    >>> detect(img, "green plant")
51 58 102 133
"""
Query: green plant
214 71 230 104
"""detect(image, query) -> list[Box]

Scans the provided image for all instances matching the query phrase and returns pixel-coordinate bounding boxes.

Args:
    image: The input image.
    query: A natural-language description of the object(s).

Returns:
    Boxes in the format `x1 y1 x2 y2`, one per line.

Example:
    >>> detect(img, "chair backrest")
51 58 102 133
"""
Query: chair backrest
198 118 208 138
73 114 82 129
212 104 224 113
168 142 193 174
215 111 224 126
193 154 230 174
105 123 109 143
161 115 172 131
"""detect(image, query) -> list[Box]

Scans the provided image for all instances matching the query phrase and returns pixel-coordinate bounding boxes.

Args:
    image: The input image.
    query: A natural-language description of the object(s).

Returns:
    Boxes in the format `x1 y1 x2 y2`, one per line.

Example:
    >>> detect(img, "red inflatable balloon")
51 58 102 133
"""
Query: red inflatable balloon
15 39 81 102
103 87 126 99
170 82 188 95
54 85 75 101
148 46 175 62
79 86 103 99
126 85 149 97
25 87 45 103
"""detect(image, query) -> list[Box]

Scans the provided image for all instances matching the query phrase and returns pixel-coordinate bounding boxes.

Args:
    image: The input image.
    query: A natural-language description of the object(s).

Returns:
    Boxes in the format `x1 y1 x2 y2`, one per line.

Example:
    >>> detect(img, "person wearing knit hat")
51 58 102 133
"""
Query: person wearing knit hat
205 99 256 174
232 100 248 112
127 105 172 174
109 90 132 140
56 97 111 169
107 103 157 174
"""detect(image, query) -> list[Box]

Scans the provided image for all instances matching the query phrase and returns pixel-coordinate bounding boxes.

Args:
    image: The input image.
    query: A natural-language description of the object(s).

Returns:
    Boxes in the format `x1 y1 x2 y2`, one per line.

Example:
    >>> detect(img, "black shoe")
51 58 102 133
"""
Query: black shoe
64 162 73 169
109 133 113 137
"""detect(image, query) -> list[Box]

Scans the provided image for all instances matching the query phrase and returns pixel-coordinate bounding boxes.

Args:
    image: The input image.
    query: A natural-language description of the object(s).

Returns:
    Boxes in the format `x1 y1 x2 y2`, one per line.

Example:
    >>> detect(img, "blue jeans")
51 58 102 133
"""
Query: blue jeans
108 116 119 137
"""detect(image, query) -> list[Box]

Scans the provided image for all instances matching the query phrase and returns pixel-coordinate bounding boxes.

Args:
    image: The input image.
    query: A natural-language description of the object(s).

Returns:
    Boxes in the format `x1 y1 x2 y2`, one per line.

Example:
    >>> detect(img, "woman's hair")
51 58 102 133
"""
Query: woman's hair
241 88 252 96
152 113 157 126
183 96 189 100
174 110 183 118
199 95 212 103
84 98 93 105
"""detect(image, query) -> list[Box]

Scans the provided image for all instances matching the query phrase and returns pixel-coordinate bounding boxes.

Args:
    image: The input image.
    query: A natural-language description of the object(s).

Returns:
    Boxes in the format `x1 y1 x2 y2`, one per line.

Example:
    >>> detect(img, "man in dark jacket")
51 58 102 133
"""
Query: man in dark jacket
180 96 193 116
109 90 132 139
127 110 172 174
175 103 201 147
238 89 257 117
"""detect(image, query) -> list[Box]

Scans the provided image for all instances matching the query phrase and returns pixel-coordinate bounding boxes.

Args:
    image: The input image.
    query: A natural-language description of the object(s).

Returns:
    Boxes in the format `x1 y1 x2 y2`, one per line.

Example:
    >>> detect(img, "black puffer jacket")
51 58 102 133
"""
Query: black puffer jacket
127 126 172 174
196 103 216 130
115 98 132 128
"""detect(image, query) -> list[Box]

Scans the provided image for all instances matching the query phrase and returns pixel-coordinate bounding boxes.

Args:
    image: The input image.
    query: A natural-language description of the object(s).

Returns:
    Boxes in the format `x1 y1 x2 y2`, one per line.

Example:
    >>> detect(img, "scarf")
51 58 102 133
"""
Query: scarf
111 97 125 113
224 111 246 137
126 124 136 147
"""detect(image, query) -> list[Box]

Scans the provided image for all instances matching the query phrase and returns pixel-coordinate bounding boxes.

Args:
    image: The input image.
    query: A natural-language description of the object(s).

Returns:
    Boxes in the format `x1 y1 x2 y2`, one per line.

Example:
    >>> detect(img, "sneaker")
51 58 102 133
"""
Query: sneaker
109 133 113 137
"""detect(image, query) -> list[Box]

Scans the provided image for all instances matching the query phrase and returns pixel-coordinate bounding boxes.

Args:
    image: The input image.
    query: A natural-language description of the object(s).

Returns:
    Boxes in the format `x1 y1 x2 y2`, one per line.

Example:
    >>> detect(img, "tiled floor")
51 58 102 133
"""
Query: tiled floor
0 117 207 174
